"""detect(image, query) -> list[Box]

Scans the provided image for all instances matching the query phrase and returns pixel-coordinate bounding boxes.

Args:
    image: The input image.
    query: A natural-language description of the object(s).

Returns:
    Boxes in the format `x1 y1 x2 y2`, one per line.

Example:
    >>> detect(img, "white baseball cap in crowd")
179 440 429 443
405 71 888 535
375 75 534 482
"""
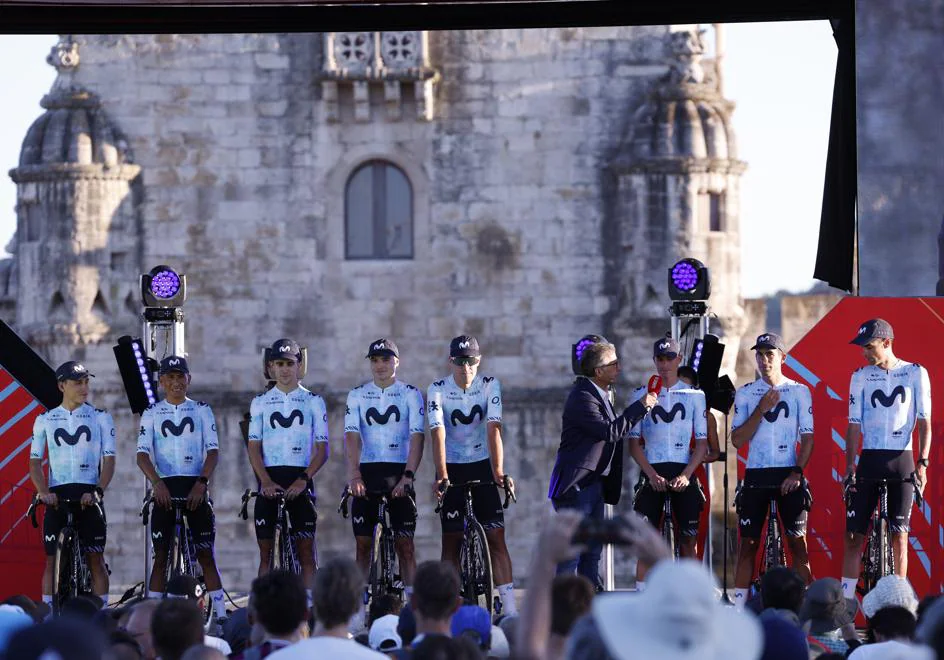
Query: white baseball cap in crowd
368 614 402 651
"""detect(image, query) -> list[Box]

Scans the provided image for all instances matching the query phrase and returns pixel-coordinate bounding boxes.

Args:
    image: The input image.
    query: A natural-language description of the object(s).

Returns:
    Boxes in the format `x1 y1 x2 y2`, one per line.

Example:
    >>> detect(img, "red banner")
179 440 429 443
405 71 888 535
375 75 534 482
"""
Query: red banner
739 297 944 597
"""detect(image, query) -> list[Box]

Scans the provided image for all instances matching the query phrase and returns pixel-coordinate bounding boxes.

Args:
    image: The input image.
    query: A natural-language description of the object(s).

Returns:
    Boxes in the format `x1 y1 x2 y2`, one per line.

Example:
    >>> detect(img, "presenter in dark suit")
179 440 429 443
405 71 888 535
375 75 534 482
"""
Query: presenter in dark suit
548 341 656 583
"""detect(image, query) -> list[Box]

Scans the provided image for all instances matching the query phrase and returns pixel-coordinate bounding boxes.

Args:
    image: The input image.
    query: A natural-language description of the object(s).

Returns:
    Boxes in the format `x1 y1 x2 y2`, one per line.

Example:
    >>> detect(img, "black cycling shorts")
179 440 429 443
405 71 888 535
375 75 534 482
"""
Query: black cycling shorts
736 468 811 539
43 484 107 556
440 459 504 534
351 462 417 539
150 477 216 551
632 463 705 538
253 466 318 541
847 449 915 535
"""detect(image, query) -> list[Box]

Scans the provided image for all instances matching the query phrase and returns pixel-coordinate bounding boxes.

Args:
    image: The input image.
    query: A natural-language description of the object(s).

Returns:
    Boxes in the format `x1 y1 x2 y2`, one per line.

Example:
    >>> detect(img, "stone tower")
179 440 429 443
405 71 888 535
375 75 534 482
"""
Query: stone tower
4 27 746 589
8 36 142 374
607 26 746 376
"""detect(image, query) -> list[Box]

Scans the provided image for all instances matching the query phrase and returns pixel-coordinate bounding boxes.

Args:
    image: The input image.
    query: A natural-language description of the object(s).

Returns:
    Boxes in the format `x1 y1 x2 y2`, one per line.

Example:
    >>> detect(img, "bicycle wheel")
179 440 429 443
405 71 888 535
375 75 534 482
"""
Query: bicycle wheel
164 531 184 584
877 516 891 579
272 525 284 571
53 530 75 614
765 515 784 571
662 509 677 559
367 523 385 601
459 520 494 616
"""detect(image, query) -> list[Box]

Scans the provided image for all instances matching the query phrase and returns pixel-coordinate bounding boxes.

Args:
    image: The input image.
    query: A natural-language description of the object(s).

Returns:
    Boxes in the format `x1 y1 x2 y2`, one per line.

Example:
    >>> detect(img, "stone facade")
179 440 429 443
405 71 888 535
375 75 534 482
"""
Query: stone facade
4 28 747 589
856 0 944 295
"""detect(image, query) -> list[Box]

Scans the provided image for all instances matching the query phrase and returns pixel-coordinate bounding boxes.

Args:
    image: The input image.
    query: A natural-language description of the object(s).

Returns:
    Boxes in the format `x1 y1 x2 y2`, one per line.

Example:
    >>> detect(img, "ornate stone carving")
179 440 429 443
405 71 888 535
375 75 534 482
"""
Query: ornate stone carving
46 35 80 73
380 31 422 69
332 32 374 73
666 28 706 85
321 31 438 122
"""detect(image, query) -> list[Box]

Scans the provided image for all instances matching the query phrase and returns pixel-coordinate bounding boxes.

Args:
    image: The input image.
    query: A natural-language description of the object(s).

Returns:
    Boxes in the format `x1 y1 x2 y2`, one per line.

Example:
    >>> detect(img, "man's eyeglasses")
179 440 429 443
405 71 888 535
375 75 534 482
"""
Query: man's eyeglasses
451 356 480 366
600 359 619 369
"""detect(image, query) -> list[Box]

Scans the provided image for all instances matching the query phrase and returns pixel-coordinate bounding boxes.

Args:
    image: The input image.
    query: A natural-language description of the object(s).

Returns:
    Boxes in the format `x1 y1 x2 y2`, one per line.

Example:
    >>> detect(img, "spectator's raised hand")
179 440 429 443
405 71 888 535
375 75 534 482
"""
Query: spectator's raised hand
612 511 672 565
536 509 586 565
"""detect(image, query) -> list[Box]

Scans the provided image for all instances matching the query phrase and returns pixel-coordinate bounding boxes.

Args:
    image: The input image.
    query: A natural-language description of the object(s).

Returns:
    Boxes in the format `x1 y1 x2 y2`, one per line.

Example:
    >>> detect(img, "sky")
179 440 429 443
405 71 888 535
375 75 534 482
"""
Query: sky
0 23 836 298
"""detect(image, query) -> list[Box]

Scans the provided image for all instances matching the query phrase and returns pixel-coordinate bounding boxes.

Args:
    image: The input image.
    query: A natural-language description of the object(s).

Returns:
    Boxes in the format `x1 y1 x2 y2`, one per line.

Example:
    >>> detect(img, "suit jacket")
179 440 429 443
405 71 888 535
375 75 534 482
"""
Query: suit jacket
548 377 649 505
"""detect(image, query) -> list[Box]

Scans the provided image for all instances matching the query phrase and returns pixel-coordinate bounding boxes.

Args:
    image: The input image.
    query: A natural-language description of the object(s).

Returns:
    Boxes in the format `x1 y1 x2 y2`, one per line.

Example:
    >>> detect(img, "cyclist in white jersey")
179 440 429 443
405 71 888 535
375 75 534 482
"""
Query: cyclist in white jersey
730 333 814 609
247 338 329 593
344 338 425 591
429 335 517 616
28 361 116 605
136 356 228 624
841 319 931 596
629 337 708 587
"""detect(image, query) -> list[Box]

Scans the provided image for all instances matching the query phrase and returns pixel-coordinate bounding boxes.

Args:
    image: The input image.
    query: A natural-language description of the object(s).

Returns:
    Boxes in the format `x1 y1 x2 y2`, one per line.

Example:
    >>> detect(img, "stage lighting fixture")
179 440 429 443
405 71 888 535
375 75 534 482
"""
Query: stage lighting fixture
668 258 710 302
571 334 609 376
114 335 157 414
141 265 187 308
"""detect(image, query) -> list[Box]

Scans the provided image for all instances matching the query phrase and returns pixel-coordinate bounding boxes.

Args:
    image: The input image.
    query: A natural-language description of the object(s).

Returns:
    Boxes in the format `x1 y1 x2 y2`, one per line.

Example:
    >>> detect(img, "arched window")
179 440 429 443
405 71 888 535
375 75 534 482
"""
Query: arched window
345 160 413 259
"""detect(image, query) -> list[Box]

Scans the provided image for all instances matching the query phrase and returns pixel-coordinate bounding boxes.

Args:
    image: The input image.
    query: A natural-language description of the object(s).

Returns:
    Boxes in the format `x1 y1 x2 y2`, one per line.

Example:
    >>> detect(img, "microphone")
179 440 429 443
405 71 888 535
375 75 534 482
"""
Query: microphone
648 375 663 395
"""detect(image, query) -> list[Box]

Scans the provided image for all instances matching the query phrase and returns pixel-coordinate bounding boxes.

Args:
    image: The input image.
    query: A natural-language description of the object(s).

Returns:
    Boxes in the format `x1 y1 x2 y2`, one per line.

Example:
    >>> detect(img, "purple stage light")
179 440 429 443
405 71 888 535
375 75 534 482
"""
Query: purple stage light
149 269 181 299
671 261 700 292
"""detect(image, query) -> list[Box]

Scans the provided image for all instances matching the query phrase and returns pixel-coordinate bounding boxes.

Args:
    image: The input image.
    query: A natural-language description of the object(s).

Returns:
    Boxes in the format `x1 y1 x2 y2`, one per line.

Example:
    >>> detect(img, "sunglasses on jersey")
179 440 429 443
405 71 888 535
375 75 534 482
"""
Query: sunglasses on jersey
451 356 480 366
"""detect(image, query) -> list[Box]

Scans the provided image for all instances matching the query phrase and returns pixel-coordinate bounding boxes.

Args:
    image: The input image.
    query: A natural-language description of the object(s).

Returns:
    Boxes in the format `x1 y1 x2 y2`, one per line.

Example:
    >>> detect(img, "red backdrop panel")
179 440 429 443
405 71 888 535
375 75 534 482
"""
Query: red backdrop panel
0 366 47 600
738 297 944 596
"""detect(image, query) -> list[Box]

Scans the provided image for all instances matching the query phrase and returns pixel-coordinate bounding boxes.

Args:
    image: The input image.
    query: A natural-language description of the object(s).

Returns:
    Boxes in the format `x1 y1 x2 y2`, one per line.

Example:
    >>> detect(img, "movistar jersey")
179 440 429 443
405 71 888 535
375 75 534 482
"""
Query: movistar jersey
732 378 813 469
848 361 931 451
248 385 329 468
30 403 116 488
136 398 219 478
344 380 424 464
427 374 502 464
628 381 707 464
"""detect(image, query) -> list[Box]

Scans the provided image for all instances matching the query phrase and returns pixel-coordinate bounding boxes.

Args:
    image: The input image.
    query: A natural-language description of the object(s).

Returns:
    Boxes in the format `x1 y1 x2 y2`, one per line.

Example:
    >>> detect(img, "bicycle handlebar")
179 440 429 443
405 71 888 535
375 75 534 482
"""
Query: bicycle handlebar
28 493 103 528
434 476 517 514
845 474 924 509
337 485 417 519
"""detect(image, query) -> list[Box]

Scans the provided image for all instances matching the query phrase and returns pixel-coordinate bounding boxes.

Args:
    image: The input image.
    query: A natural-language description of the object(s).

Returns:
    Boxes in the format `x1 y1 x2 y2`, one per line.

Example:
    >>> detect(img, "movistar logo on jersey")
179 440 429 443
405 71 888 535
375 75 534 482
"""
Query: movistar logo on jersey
270 410 304 429
161 417 195 437
365 405 401 426
446 510 460 519
451 405 484 426
353 516 365 524
739 518 751 526
651 403 685 424
152 531 163 539
871 386 906 409
45 534 56 542
255 518 266 527
53 425 92 447
763 401 790 423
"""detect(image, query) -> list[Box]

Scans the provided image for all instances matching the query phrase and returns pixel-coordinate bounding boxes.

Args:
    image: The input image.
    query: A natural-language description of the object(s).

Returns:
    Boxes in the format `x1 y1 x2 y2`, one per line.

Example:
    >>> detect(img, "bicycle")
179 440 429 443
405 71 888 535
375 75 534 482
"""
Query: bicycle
435 477 516 617
239 489 301 575
338 485 417 608
636 476 707 559
734 482 793 595
27 494 99 615
141 493 213 627
846 474 923 594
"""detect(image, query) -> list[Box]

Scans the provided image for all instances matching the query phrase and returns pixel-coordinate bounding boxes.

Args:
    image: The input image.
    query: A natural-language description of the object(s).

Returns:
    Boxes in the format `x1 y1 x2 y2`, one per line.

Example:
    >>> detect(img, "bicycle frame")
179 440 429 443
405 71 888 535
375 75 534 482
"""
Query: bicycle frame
28 496 95 614
338 486 417 606
240 489 301 575
435 478 515 617
852 475 922 593
735 483 787 593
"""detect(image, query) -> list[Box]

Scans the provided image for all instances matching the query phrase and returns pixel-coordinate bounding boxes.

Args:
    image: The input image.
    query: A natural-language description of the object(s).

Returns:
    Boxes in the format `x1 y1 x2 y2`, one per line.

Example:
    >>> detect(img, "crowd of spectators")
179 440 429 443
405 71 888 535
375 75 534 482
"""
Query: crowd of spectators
4 511 944 660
